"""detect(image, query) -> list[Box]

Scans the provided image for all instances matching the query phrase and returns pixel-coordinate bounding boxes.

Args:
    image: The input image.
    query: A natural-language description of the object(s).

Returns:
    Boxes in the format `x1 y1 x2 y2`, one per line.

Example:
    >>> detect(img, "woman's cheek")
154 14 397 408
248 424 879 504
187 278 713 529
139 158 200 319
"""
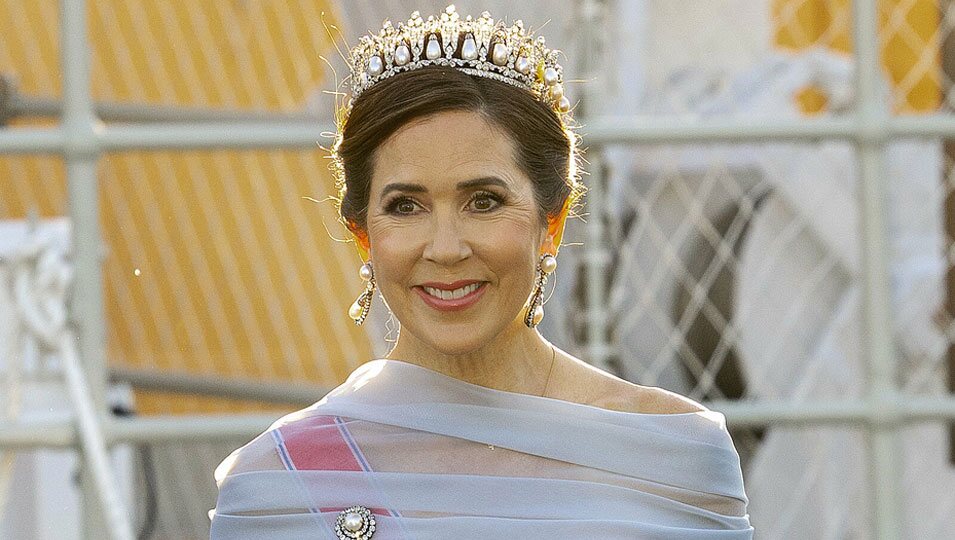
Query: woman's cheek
476 210 539 247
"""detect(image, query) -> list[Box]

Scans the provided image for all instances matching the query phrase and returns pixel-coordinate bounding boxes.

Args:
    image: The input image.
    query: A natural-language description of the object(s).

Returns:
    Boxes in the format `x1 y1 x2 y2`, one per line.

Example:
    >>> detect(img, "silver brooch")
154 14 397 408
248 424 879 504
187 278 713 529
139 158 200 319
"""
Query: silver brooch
335 505 376 539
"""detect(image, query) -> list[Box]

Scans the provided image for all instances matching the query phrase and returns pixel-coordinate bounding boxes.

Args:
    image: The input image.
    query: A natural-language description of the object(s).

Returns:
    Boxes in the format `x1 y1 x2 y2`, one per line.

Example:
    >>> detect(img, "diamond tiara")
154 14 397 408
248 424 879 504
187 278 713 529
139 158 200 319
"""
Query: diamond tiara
347 4 571 117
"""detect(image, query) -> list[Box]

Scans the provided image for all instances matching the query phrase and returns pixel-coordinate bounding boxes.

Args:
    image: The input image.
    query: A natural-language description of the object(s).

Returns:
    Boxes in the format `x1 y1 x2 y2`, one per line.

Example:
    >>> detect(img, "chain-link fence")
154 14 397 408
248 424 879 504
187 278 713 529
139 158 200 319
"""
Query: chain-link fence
3 1 955 539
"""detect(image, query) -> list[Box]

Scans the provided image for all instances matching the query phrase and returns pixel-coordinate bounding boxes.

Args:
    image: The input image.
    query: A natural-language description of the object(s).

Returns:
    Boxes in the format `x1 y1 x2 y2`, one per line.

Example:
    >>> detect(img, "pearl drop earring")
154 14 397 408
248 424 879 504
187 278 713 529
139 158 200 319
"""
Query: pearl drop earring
349 261 376 325
525 254 557 328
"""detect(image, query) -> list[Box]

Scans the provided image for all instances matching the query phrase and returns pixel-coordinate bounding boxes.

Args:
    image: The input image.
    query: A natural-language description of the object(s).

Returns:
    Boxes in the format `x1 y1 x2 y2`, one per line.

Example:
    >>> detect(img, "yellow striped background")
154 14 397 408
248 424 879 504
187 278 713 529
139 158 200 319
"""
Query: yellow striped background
0 1 372 414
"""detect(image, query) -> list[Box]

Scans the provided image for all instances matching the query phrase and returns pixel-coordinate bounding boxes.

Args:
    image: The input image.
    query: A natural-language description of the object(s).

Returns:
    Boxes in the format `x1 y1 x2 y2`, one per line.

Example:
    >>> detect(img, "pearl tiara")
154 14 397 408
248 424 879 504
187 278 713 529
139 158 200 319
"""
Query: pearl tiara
347 4 571 117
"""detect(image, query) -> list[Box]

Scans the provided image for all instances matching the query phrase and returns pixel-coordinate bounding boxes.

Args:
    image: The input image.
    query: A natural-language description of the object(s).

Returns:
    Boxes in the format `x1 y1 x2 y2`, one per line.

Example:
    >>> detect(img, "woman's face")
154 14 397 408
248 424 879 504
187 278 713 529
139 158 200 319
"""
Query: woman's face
365 109 551 355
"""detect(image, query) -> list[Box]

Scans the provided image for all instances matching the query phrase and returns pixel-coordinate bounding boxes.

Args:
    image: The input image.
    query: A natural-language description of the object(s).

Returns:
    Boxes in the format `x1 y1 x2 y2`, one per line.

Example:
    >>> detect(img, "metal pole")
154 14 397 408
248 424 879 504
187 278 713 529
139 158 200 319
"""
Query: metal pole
938 0 955 466
852 2 903 539
6 90 323 123
61 333 135 540
15 115 955 155
4 394 955 449
577 0 614 374
59 1 125 538
108 365 328 405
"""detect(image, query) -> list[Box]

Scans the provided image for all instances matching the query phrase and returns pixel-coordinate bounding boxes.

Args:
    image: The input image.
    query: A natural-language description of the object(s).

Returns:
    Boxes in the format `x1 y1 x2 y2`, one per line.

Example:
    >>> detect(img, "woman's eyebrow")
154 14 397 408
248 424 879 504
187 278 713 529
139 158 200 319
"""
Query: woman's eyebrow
379 177 510 201
456 177 510 191
379 182 426 201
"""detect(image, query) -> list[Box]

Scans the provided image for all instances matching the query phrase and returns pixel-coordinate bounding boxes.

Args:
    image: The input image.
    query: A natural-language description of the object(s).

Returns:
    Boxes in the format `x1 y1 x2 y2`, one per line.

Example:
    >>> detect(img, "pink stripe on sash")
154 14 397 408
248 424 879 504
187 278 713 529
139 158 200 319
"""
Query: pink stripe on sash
273 415 398 518
278 415 362 471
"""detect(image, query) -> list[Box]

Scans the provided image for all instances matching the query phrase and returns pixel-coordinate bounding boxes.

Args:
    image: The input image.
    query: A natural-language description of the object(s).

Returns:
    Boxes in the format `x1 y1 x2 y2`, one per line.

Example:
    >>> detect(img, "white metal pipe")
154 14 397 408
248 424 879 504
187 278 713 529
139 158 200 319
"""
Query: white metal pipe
710 396 955 426
853 1 903 539
6 397 955 449
108 365 328 405
583 116 858 143
0 420 76 448
10 116 955 155
61 332 135 540
891 114 955 138
577 0 614 374
0 414 281 449
60 0 122 538
10 93 323 123
87 116 955 148
108 413 282 443
100 122 332 151
0 128 66 154
583 150 612 373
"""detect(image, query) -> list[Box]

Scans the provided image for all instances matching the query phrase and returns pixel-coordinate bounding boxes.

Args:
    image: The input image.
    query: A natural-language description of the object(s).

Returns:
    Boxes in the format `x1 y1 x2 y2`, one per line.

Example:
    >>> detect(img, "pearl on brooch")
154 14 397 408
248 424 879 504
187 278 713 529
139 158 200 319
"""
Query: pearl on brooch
462 34 478 60
366 55 383 76
543 66 559 86
335 505 376 539
426 36 442 59
394 44 410 66
343 511 363 532
491 42 509 66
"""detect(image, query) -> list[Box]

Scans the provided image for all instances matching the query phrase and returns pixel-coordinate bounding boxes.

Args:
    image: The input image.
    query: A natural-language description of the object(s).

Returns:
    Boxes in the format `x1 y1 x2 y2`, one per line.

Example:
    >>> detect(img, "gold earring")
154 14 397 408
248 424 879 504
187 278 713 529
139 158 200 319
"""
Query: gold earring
525 253 557 328
349 261 376 325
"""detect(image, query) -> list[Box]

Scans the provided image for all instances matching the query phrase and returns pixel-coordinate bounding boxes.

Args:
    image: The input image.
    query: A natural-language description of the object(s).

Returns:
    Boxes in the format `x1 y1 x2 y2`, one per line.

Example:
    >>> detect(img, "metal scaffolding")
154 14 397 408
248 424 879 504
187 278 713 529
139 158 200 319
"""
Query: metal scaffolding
0 1 951 539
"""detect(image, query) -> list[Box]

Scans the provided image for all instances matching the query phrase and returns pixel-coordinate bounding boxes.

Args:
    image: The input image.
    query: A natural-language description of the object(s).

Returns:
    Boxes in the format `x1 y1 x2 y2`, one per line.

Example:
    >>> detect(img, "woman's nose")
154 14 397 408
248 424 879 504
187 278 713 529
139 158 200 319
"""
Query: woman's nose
421 214 472 265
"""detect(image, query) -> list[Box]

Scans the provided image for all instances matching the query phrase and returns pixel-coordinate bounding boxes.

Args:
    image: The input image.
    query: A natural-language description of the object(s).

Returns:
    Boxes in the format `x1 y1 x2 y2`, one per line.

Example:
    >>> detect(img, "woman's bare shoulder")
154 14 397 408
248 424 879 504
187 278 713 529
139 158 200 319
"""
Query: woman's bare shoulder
626 382 709 415
214 430 286 485
558 353 708 415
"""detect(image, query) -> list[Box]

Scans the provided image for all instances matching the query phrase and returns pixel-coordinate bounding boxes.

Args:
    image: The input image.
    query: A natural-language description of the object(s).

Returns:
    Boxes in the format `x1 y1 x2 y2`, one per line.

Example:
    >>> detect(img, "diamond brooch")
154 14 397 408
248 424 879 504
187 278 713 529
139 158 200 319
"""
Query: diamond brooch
335 505 377 539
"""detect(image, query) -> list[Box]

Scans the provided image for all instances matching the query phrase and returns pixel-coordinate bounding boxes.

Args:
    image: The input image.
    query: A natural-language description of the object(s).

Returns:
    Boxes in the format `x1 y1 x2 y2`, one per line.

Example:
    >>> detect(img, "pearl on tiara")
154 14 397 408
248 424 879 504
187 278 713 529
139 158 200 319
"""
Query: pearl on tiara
515 56 531 74
543 67 559 86
366 56 383 76
462 34 478 60
346 4 571 120
426 35 442 60
394 44 411 65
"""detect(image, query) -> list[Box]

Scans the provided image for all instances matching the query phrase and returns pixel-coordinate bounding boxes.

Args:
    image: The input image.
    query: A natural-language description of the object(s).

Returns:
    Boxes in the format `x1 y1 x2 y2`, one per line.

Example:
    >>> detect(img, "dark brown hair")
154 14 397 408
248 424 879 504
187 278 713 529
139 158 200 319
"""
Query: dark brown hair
332 66 584 240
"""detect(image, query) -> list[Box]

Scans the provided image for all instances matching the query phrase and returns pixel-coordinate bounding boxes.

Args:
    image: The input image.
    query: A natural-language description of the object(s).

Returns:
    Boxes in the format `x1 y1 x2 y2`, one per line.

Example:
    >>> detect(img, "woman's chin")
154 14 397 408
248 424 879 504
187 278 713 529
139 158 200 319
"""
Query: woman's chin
399 299 523 354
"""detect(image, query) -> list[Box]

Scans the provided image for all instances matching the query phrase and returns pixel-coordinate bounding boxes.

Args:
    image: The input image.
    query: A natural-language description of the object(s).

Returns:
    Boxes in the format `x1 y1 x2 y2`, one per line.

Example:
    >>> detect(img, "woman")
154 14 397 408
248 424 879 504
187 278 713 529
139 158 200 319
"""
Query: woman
210 6 753 539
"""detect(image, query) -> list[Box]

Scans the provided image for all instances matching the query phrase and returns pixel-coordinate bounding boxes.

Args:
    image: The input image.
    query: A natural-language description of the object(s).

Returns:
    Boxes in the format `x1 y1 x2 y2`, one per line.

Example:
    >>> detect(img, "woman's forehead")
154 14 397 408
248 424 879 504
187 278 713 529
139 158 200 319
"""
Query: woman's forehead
372 110 525 190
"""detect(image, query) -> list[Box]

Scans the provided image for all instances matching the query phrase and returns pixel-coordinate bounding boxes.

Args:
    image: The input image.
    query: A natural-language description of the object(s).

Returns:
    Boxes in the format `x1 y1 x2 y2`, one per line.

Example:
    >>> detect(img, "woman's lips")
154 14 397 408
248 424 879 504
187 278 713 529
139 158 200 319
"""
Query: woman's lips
414 282 487 312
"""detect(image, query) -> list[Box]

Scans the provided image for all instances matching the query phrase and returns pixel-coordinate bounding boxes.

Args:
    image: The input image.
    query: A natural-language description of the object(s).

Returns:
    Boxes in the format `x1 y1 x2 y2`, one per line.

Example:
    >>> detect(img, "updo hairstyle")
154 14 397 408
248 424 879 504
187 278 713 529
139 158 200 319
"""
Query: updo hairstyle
331 65 585 244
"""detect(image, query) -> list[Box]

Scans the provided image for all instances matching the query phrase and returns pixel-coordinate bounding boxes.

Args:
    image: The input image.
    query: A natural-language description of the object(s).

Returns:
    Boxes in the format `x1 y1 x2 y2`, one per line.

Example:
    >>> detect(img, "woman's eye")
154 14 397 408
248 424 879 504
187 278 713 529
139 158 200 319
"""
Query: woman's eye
386 197 418 215
470 192 503 212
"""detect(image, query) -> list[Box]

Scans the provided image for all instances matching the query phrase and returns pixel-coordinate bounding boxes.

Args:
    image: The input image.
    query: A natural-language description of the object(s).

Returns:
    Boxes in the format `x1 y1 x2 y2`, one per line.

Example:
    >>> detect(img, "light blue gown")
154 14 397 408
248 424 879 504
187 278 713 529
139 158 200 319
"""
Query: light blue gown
210 359 754 539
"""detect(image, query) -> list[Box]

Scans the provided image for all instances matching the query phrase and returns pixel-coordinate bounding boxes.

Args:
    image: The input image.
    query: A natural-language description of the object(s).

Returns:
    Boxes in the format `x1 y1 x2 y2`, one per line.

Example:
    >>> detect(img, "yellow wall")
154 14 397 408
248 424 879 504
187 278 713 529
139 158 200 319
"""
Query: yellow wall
773 0 940 113
0 1 373 414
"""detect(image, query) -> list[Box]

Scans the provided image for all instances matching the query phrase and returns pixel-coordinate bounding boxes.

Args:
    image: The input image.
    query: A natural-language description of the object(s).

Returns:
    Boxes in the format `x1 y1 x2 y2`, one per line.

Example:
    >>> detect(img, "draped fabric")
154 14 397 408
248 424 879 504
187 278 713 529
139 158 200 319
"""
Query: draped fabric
210 359 754 539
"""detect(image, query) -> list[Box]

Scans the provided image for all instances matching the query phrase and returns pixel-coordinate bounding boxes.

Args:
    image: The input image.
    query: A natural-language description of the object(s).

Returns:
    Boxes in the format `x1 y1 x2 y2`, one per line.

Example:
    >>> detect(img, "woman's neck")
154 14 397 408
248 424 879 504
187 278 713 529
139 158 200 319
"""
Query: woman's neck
384 319 557 396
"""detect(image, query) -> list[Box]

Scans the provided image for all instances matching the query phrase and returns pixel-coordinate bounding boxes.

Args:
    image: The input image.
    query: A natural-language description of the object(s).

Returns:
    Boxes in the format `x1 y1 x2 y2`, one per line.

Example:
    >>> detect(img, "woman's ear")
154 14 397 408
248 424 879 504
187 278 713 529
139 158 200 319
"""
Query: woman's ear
348 221 371 261
541 197 571 256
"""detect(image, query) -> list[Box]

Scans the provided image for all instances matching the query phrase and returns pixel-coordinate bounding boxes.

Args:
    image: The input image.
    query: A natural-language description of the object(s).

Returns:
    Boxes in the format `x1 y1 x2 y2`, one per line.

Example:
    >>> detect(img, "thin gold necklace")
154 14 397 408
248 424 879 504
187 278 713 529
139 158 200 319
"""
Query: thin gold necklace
540 344 557 398
490 345 556 451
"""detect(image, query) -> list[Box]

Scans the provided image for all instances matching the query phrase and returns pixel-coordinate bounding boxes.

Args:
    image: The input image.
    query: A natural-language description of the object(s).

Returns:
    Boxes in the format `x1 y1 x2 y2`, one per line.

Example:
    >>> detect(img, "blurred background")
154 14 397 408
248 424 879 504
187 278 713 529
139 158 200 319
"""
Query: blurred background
1 0 953 538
